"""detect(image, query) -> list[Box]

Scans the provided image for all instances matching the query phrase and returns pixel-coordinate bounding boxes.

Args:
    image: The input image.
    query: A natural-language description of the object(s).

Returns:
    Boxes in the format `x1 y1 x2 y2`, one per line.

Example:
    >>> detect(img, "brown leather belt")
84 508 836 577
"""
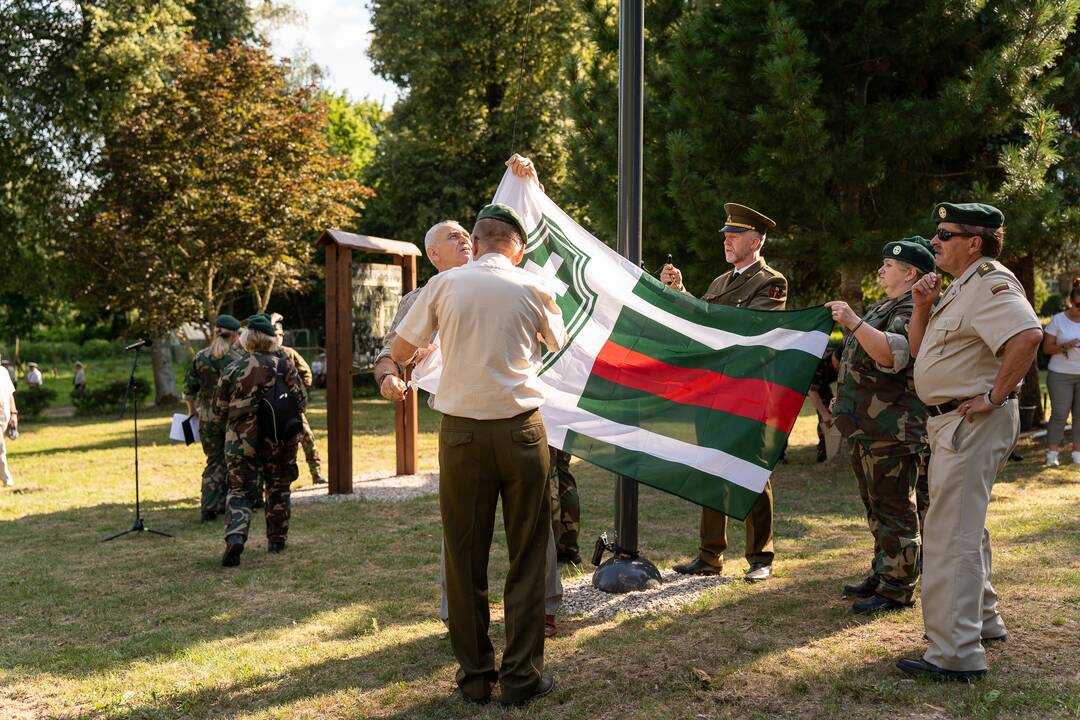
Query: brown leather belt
926 392 1017 417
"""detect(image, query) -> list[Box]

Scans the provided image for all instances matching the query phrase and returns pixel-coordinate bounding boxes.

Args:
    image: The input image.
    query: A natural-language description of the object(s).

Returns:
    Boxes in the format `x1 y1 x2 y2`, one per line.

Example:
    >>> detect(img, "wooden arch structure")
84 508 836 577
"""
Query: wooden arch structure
318 229 423 494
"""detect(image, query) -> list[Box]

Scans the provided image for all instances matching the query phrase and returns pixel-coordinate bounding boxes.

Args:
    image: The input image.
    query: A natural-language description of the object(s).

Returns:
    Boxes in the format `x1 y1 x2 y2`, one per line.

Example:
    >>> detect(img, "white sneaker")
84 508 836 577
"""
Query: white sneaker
1046 451 1060 467
1072 451 1080 465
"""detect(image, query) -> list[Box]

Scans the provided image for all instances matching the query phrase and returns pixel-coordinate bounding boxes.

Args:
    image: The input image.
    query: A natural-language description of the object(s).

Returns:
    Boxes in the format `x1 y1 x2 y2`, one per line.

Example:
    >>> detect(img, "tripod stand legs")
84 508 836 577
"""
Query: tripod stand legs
103 515 174 542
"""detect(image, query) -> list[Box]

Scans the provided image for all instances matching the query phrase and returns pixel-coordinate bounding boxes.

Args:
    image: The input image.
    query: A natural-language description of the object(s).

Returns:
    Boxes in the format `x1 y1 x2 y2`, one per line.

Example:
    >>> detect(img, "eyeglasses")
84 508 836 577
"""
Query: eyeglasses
934 228 973 242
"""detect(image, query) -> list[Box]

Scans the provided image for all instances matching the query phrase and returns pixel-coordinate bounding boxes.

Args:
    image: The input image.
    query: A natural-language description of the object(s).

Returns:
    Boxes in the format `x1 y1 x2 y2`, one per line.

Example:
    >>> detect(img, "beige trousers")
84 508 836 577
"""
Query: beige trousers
922 405 1017 671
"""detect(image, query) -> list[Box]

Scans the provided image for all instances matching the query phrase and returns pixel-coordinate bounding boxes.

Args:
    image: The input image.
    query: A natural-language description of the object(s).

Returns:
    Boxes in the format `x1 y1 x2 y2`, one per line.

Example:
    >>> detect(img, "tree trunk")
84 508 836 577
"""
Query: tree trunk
1013 253 1044 427
151 336 178 406
839 264 866 313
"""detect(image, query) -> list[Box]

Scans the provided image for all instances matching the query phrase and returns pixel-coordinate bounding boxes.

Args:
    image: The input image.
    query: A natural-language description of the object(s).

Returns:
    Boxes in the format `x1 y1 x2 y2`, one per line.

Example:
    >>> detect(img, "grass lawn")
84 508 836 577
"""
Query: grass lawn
1 391 1078 719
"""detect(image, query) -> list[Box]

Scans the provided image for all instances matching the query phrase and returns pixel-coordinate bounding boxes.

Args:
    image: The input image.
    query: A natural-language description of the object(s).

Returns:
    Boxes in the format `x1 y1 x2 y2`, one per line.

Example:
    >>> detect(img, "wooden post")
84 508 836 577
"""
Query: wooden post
395 254 418 475
326 243 354 494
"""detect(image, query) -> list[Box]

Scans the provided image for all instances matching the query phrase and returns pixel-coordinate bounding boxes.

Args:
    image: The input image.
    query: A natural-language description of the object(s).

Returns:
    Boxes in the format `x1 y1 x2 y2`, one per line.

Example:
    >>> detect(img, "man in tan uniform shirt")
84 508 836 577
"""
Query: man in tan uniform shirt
391 202 566 707
898 202 1042 682
661 203 787 583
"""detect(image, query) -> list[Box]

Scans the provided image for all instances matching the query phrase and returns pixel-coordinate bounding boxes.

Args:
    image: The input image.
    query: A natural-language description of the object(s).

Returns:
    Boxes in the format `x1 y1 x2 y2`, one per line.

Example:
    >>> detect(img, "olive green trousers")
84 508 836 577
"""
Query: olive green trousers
439 410 551 704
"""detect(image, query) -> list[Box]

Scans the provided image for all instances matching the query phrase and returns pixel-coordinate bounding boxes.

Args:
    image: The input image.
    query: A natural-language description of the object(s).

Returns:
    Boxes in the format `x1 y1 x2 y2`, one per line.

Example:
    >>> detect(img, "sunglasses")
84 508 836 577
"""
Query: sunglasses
934 228 974 242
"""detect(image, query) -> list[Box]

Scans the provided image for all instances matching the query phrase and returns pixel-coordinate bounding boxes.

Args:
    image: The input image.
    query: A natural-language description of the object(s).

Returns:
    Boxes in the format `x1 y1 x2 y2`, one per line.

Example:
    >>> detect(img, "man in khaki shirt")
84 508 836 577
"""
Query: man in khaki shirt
661 203 786 583
897 202 1042 682
391 202 566 707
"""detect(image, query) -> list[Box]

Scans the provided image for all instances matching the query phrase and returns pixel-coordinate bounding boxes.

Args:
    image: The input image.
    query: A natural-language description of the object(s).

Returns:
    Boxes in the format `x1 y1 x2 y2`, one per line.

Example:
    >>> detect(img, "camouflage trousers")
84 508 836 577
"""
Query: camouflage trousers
299 412 321 478
849 440 930 604
224 414 300 543
199 420 227 514
548 447 580 556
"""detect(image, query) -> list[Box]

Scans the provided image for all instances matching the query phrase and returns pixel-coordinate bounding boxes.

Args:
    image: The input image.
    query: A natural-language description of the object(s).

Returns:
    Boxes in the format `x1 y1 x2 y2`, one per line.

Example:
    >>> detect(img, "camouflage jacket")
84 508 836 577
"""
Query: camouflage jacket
211 350 307 428
277 346 312 398
832 291 928 447
183 346 244 424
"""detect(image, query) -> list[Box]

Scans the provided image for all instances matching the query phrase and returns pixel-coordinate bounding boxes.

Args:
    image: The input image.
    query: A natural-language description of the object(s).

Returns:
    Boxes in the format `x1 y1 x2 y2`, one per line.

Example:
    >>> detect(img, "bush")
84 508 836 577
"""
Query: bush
73 378 151 416
18 340 81 364
18 386 57 419
81 338 120 358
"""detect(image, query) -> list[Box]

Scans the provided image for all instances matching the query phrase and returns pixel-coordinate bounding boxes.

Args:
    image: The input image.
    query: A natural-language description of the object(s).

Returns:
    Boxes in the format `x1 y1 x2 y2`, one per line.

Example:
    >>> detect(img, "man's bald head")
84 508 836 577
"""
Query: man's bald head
424 220 472 272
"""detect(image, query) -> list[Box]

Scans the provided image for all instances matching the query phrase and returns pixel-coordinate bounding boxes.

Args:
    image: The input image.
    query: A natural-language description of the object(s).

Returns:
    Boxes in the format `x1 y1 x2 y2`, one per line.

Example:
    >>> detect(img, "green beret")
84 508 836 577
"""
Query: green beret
932 202 1004 229
215 314 240 331
245 313 275 336
476 203 528 243
883 236 935 274
721 202 776 234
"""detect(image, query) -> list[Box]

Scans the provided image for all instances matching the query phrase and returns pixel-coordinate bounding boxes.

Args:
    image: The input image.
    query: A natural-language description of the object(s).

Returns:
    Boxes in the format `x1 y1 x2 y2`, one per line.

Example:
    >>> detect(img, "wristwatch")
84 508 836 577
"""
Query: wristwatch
985 390 1008 408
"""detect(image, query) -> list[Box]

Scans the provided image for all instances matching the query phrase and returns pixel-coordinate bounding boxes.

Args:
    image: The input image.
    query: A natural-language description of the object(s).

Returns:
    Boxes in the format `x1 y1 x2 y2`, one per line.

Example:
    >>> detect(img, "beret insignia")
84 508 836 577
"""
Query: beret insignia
938 206 947 219
892 245 902 255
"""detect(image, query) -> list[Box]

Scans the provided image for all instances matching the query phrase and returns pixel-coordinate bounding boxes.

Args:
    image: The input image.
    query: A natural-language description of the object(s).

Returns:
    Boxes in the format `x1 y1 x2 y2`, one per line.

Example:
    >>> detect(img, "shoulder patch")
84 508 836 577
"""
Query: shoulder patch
768 285 784 299
990 282 1012 296
976 261 995 276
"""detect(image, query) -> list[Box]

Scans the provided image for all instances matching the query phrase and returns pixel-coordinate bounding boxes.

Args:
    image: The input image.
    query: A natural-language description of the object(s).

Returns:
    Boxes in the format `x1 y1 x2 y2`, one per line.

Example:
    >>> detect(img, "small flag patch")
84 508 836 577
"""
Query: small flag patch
990 282 1010 295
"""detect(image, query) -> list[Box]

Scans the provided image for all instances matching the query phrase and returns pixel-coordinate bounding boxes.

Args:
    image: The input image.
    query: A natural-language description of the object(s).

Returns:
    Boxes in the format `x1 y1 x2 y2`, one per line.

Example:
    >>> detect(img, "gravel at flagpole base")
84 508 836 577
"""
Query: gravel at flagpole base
292 470 736 618
558 570 735 618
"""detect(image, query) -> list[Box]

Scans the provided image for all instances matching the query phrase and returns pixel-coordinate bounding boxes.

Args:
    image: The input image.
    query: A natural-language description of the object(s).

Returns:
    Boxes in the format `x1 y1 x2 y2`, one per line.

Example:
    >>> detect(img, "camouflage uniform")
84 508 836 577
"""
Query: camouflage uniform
183 345 243 514
832 290 930 604
277 345 322 481
547 447 580 559
213 351 306 543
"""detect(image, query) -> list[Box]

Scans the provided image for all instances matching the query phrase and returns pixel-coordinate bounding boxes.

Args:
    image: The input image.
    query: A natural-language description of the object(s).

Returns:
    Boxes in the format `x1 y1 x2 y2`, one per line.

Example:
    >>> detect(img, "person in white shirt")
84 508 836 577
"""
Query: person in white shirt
1042 279 1080 466
0 362 18 487
25 362 42 388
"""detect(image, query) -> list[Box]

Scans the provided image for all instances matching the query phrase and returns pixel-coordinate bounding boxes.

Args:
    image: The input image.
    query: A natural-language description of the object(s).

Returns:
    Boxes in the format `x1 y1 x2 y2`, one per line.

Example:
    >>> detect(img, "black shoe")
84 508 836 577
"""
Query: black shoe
252 497 265 510
842 575 878 598
499 673 555 707
852 593 909 615
745 562 772 583
222 536 245 567
896 657 986 682
267 540 286 554
673 557 723 576
200 510 217 523
312 473 327 485
557 549 582 565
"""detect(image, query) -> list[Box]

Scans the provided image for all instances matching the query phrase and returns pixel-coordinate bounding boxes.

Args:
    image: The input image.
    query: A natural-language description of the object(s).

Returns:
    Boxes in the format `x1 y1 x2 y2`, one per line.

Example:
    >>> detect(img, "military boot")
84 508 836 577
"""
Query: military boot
842 575 878 598
222 535 245 567
268 540 286 553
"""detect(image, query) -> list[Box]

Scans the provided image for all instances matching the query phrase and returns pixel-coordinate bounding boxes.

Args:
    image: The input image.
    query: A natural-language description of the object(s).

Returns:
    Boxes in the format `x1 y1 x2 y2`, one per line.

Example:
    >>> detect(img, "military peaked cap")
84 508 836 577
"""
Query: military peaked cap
721 203 776 234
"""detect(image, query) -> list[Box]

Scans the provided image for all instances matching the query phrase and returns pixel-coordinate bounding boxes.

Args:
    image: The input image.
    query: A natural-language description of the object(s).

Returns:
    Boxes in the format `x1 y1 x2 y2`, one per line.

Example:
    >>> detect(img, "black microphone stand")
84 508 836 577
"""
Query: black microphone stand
104 344 172 541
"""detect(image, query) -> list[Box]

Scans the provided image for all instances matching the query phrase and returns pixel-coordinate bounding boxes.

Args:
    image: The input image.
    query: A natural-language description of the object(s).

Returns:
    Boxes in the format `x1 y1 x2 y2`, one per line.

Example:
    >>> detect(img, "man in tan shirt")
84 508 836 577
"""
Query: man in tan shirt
897 202 1042 682
661 203 787 583
391 202 566 707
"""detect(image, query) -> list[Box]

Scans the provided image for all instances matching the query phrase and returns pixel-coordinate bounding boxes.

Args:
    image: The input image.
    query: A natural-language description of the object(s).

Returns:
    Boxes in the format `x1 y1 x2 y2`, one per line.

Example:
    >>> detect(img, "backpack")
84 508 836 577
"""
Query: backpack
257 357 303 444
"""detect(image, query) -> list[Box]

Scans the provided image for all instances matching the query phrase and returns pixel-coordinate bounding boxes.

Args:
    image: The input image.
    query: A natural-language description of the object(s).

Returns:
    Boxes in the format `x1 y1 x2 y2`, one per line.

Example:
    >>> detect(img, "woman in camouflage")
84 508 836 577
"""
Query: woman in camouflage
213 314 306 567
184 314 243 522
825 238 935 614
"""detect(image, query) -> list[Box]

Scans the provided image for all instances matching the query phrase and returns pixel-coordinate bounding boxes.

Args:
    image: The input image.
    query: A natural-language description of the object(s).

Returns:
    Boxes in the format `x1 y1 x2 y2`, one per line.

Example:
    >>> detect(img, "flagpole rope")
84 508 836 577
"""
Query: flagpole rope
510 0 535 153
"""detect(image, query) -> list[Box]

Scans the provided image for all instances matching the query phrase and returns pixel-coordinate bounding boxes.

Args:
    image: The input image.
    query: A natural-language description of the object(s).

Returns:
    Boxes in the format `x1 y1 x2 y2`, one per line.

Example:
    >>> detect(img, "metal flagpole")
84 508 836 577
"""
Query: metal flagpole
592 0 661 593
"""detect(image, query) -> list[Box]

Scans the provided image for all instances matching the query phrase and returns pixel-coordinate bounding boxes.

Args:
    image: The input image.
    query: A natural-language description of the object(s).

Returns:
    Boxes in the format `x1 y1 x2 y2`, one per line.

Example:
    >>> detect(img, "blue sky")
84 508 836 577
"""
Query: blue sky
268 0 401 106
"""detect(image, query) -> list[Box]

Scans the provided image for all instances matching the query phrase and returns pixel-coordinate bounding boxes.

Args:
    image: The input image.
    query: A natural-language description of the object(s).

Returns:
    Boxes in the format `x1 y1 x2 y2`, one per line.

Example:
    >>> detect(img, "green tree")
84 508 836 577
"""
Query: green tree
563 0 688 271
324 92 387 180
609 0 1079 302
0 0 192 337
189 0 256 48
70 40 368 401
364 0 583 248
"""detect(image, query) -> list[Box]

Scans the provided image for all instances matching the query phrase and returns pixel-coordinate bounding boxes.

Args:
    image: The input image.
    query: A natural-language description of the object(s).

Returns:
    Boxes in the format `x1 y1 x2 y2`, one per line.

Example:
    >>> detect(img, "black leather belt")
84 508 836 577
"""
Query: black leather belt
927 392 1017 417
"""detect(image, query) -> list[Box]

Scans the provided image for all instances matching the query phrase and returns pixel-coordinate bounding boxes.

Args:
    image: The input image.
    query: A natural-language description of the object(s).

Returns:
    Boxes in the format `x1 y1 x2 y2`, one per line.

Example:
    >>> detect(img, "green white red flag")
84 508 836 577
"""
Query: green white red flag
418 171 833 519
